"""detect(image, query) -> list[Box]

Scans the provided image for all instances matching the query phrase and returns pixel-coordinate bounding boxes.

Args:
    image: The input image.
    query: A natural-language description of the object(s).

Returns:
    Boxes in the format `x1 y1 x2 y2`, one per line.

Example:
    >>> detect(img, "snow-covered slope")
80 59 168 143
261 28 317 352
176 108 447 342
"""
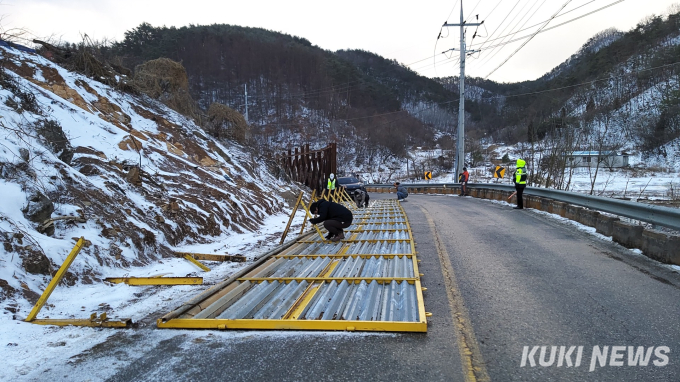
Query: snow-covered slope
0 44 303 314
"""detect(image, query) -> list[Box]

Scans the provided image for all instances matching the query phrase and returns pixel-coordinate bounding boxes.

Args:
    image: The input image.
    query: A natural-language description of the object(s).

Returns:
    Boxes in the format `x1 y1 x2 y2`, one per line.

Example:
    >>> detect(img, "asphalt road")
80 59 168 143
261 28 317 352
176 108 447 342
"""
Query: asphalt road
404 193 680 381
73 192 680 381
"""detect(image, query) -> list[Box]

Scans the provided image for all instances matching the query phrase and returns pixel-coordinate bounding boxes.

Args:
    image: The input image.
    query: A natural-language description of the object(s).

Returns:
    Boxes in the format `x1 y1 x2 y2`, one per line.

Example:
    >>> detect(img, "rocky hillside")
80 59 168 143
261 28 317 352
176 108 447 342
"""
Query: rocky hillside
0 43 302 310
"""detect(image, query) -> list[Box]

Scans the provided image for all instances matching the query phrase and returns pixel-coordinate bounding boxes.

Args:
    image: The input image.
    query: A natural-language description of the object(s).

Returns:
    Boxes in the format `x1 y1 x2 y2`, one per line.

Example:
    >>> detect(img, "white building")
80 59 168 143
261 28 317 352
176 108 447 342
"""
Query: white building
565 151 630 168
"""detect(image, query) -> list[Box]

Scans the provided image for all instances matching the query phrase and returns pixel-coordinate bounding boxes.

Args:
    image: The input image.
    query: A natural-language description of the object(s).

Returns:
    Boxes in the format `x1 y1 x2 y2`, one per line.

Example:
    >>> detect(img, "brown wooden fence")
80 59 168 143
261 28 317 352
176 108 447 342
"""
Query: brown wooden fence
279 143 336 192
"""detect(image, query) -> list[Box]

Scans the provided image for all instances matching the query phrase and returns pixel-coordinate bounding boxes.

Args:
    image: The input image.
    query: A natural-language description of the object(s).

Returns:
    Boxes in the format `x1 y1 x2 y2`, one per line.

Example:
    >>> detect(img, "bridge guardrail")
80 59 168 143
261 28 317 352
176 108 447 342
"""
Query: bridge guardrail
367 183 680 232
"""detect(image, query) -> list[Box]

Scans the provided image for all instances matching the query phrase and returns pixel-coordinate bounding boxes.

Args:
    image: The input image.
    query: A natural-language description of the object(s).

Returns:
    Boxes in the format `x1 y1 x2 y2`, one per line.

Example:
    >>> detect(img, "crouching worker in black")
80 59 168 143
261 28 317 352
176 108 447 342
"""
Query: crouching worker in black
309 200 353 242
352 189 370 208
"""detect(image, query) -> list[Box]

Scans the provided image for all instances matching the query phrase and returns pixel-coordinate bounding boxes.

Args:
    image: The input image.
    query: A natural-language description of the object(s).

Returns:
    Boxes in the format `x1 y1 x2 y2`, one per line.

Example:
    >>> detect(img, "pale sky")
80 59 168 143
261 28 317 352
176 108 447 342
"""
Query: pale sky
2 0 679 83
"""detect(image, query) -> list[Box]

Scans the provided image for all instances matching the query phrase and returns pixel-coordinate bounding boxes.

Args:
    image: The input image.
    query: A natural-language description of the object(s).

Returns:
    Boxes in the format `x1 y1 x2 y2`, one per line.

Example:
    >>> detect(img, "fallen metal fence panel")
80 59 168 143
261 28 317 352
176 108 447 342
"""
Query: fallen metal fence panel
158 199 427 332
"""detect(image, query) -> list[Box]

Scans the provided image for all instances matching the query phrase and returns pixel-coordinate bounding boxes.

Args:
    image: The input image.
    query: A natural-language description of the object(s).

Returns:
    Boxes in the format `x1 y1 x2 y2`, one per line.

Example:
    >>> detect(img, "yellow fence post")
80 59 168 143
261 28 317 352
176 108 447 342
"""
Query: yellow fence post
299 189 317 235
104 277 203 285
183 255 211 272
280 191 304 244
341 188 352 204
26 237 85 322
300 199 327 242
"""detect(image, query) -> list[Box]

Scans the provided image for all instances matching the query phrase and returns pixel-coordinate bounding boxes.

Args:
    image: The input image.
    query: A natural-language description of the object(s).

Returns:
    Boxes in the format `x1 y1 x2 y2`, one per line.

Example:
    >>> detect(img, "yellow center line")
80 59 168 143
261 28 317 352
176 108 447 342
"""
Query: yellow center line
418 206 490 382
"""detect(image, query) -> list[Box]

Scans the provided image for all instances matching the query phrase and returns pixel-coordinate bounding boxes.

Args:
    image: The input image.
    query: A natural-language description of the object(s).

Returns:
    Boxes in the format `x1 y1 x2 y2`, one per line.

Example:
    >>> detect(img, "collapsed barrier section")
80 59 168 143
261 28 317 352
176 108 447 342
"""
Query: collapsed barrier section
158 199 428 332
25 237 132 328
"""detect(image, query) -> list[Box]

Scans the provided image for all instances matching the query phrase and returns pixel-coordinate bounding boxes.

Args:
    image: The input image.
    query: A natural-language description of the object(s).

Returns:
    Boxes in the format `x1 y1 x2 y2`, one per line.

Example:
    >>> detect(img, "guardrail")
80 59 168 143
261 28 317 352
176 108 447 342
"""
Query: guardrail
367 183 680 232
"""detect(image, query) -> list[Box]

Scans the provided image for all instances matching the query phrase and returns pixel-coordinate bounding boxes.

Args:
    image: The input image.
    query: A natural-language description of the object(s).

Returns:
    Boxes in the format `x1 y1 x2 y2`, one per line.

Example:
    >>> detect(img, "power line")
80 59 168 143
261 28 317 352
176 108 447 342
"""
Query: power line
242 80 366 101
446 2 461 23
475 0 550 69
497 60 680 99
474 0 540 67
482 0 505 21
470 0 597 48
485 0 575 79
258 59 680 131
465 0 484 22
406 0 599 71
476 0 625 52
412 56 461 74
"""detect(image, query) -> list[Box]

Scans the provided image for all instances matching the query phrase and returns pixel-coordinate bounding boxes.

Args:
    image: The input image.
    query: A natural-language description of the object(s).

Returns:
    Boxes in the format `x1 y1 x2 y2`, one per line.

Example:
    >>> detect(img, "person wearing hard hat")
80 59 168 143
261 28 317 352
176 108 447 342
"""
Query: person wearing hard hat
512 159 528 209
327 173 336 191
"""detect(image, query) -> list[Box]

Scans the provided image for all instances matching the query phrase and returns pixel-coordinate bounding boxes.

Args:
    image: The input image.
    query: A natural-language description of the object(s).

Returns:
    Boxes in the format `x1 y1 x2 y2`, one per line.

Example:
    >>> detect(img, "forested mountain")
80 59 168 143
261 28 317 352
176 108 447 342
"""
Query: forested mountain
94 10 680 173
105 24 449 169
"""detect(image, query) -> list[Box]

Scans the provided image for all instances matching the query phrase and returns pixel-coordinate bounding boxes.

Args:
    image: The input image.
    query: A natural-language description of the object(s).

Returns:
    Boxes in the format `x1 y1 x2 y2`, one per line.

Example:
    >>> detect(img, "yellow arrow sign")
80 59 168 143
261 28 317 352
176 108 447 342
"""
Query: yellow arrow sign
494 166 505 178
424 171 432 180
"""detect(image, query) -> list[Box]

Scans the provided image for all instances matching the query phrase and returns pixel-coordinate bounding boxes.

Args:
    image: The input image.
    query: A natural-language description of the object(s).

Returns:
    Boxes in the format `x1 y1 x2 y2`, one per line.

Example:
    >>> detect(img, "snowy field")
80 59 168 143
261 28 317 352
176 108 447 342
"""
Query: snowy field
359 147 680 202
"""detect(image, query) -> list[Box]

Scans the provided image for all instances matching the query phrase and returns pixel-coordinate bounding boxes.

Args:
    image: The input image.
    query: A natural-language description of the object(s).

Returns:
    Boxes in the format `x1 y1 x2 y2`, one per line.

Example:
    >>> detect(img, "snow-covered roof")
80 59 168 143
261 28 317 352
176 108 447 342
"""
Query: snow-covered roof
569 151 622 156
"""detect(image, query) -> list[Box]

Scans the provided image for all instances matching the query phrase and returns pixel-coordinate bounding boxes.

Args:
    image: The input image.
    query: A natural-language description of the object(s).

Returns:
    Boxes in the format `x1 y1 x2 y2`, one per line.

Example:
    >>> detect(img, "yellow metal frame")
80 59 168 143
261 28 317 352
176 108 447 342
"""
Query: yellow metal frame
298 239 411 243
105 277 203 285
282 252 341 320
344 190 354 204
337 188 346 203
399 201 428 327
31 313 131 328
157 317 427 332
25 238 131 327
158 199 429 333
280 191 304 244
354 222 406 226
184 255 211 272
299 199 328 242
238 277 417 284
176 252 245 262
298 189 317 234
275 253 413 259
346 229 405 232
26 237 85 322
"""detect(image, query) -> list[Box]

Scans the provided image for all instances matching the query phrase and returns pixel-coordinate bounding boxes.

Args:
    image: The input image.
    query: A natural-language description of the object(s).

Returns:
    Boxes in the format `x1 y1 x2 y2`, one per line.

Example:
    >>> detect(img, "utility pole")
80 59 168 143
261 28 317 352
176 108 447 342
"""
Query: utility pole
443 1 482 183
244 84 249 123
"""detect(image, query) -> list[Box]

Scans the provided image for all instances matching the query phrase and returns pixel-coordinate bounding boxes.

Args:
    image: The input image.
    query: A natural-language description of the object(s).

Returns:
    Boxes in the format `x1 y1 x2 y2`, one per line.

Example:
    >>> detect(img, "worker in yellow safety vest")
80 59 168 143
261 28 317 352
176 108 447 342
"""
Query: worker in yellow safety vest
512 159 528 209
327 173 336 190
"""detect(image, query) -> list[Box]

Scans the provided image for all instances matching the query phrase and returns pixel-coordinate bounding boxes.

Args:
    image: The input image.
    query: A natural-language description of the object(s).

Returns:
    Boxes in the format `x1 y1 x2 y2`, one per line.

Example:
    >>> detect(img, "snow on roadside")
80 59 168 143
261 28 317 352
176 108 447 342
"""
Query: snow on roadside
0 42 324 381
0 210 312 381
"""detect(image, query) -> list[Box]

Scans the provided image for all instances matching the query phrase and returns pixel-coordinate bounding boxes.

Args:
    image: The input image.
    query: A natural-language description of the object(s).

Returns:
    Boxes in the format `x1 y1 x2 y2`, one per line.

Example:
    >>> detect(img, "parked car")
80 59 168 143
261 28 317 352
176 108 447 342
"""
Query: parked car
337 176 366 193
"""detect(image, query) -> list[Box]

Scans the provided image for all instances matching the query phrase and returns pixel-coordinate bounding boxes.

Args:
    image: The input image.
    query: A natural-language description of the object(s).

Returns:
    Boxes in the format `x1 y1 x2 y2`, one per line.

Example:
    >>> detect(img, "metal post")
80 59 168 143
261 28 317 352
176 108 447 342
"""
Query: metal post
280 191 304 244
26 237 85 321
457 4 465 182
443 1 482 183
299 189 317 234
244 84 249 123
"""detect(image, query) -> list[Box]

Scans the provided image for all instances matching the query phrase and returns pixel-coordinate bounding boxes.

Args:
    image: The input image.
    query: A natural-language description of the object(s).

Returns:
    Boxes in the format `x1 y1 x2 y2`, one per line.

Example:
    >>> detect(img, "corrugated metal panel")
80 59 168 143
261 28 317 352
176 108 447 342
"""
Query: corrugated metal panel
158 199 427 332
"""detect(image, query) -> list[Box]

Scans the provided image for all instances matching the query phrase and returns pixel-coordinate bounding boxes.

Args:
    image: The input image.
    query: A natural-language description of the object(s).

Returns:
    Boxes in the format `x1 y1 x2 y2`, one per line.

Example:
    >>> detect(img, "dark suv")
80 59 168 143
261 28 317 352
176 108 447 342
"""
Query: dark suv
337 176 366 192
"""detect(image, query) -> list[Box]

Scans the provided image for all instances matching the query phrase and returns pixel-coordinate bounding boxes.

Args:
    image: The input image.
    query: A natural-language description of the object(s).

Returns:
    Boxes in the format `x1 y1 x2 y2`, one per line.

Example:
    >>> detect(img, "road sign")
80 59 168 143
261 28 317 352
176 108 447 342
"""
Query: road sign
424 171 432 180
494 166 505 178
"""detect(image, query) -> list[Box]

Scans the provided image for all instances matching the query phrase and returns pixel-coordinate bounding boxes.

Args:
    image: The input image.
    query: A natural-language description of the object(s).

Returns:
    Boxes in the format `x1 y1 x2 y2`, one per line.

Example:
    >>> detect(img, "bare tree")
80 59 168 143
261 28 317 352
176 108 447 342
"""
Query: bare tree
586 112 623 195
0 13 30 44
